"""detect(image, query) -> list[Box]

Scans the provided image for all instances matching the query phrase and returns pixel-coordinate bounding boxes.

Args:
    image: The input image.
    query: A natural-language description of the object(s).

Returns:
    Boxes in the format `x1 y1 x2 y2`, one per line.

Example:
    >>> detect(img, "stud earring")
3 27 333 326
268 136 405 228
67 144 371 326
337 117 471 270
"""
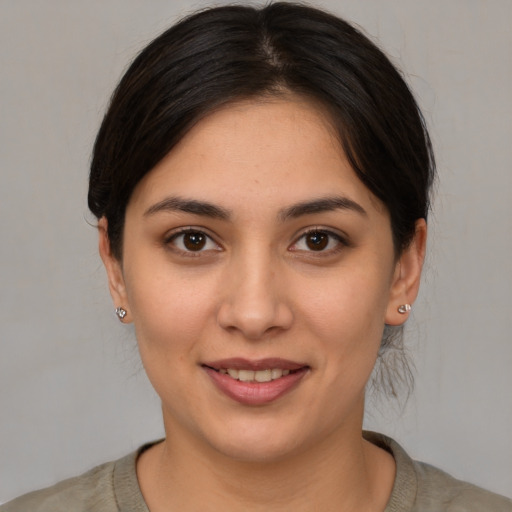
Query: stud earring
397 304 411 314
115 307 127 320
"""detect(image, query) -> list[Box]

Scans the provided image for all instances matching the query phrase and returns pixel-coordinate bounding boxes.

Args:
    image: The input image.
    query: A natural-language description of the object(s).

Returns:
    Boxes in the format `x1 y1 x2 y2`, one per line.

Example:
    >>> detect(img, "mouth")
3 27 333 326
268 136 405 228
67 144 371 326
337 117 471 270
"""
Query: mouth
206 367 297 382
202 358 310 405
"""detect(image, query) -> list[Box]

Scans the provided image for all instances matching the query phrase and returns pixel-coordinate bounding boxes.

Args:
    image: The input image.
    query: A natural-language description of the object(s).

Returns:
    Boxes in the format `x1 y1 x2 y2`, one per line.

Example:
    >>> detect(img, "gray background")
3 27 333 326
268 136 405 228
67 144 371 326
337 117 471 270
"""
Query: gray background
1 0 511 503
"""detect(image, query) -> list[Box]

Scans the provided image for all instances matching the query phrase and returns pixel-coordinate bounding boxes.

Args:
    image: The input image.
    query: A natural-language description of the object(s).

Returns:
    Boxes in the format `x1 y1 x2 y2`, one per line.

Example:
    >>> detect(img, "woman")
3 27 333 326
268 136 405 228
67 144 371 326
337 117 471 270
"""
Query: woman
3 2 511 511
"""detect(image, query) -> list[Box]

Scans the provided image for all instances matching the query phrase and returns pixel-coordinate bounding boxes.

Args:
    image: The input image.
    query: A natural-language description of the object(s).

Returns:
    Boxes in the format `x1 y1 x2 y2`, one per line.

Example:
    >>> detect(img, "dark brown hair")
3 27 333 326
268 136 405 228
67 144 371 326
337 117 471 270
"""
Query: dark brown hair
88 2 435 262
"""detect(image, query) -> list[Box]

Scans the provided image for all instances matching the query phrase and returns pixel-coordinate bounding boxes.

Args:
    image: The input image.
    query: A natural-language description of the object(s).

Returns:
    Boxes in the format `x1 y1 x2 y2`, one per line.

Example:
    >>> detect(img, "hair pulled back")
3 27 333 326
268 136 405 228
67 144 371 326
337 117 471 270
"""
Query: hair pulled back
88 2 435 261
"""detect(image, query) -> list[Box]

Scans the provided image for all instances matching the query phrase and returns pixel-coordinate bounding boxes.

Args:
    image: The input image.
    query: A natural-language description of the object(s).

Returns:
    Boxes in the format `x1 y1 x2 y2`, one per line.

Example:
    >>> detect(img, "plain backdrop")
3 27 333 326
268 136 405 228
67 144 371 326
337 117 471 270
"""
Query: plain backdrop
1 0 511 503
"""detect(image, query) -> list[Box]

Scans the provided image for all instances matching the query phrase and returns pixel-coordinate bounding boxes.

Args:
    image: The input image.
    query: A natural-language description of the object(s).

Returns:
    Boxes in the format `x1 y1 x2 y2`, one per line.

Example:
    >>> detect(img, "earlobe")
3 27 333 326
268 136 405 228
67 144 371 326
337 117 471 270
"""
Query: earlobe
98 217 130 322
385 219 427 326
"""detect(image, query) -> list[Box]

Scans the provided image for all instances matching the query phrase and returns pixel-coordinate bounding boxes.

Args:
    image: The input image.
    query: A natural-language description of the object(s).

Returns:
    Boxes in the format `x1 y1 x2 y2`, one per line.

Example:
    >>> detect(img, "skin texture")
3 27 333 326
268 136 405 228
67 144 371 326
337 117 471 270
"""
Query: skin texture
99 97 426 511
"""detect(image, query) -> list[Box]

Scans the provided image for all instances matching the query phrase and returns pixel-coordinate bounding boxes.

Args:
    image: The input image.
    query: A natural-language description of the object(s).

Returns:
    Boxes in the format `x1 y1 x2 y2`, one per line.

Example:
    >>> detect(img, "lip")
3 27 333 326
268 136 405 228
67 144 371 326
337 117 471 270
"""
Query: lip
203 357 307 371
202 358 309 406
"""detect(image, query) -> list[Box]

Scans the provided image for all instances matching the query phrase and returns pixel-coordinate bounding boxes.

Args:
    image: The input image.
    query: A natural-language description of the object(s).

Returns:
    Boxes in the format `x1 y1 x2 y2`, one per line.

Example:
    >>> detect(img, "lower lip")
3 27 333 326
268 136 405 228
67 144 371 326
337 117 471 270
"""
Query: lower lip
203 367 308 405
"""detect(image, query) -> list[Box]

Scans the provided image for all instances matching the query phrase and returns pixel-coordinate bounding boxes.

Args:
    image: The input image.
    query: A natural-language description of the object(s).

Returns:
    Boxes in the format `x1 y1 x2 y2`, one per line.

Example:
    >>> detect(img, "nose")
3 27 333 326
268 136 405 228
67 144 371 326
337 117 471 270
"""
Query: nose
216 250 293 340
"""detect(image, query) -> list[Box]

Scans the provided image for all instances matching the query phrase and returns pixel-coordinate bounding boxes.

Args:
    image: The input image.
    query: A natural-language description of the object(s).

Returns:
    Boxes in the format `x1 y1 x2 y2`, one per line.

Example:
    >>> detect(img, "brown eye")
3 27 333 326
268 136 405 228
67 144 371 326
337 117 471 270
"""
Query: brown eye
290 229 346 254
183 232 206 251
169 230 220 253
305 231 329 251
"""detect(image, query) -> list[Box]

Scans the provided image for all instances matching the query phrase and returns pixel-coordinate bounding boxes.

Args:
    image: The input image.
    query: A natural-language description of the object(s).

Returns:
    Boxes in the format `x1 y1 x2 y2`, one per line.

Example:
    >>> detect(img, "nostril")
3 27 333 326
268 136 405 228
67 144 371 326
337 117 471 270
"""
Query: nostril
215 259 294 339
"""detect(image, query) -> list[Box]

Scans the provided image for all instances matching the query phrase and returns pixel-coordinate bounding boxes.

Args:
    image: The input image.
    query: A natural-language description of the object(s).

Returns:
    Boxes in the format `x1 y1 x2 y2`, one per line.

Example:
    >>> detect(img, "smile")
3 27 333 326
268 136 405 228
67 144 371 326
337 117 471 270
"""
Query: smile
219 368 291 382
202 358 309 405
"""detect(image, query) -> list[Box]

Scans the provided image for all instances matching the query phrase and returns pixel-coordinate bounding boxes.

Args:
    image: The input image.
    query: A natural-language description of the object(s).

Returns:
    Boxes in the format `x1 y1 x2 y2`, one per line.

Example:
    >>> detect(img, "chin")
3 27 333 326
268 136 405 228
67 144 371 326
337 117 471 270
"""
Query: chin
212 434 301 464
197 413 318 464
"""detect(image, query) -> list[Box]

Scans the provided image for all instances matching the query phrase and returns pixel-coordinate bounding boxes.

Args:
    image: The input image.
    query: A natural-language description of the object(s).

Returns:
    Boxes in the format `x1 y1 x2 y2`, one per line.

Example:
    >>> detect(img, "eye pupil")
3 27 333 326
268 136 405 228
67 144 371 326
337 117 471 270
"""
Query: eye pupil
183 232 206 251
306 232 328 250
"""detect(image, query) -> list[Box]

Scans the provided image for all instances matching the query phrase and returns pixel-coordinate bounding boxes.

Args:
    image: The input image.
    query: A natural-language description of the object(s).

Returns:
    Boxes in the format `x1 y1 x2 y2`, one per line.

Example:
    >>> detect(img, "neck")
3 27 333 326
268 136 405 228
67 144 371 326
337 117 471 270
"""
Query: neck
137 419 395 512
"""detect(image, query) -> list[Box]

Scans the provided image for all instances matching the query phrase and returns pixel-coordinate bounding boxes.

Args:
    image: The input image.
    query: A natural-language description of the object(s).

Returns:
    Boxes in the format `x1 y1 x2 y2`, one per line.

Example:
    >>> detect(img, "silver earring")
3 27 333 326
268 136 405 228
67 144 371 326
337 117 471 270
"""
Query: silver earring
115 307 127 320
397 304 411 314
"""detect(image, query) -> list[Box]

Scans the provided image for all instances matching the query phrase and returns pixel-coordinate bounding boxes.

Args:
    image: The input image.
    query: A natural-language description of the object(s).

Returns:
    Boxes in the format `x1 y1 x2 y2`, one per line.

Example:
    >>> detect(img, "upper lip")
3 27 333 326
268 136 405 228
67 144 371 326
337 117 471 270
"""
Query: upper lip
202 358 308 371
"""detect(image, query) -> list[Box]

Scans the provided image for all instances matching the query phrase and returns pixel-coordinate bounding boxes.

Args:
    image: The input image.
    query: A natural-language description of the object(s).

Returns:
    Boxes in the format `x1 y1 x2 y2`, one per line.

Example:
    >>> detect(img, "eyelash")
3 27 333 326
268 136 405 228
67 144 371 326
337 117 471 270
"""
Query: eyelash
290 228 348 255
164 227 348 256
164 228 222 256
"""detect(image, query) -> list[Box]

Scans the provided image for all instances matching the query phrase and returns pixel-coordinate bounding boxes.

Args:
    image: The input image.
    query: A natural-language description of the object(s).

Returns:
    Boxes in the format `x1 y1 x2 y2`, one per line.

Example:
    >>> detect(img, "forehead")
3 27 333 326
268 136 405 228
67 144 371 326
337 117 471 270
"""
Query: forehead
127 97 385 219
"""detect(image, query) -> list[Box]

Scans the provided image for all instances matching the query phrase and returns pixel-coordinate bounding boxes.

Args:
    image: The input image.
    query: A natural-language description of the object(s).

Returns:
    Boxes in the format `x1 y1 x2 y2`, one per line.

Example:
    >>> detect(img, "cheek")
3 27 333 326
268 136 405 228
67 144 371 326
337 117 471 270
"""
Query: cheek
123 257 221 359
124 268 222 414
304 267 391 339
298 265 392 384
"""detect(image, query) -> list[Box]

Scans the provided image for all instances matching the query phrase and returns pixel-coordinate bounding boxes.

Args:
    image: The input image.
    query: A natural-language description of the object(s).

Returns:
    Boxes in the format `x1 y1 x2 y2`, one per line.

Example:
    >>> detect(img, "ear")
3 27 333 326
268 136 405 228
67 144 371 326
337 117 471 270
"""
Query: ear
385 219 427 326
98 217 130 323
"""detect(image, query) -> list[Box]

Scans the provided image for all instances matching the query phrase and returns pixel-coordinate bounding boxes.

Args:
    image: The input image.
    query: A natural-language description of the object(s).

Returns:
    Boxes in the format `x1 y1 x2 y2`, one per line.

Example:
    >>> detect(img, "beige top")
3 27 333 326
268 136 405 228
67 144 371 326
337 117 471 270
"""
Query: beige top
2 432 511 511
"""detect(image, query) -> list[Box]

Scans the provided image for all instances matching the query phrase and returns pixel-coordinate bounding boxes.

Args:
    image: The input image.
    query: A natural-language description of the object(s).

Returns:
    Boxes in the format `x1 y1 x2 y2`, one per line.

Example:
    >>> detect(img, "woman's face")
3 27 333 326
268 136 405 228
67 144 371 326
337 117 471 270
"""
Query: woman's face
101 97 424 462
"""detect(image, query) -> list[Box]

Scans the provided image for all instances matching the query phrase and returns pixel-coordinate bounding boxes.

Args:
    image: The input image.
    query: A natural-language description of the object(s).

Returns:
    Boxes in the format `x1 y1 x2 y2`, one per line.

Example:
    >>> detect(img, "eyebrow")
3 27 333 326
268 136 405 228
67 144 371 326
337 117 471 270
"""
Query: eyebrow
144 196 231 220
144 195 367 221
278 196 367 221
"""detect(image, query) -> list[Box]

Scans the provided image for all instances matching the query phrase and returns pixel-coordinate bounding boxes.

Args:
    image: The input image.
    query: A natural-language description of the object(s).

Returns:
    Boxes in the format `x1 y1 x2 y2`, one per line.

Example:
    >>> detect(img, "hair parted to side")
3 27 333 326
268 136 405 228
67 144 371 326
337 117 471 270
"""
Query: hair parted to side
88 2 436 398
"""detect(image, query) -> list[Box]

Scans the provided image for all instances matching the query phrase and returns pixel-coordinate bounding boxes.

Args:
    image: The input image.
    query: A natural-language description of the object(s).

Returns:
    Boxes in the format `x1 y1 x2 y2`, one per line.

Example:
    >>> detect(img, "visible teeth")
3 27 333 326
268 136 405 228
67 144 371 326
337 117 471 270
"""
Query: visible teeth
221 368 294 382
227 368 239 379
238 370 255 382
271 369 283 379
254 369 272 382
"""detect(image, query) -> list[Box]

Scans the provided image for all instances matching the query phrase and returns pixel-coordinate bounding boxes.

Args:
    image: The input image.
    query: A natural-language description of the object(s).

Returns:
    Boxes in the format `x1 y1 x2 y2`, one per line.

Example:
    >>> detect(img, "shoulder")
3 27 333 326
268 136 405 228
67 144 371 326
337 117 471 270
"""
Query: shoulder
1 447 149 512
413 460 512 512
364 431 512 512
1 460 117 512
